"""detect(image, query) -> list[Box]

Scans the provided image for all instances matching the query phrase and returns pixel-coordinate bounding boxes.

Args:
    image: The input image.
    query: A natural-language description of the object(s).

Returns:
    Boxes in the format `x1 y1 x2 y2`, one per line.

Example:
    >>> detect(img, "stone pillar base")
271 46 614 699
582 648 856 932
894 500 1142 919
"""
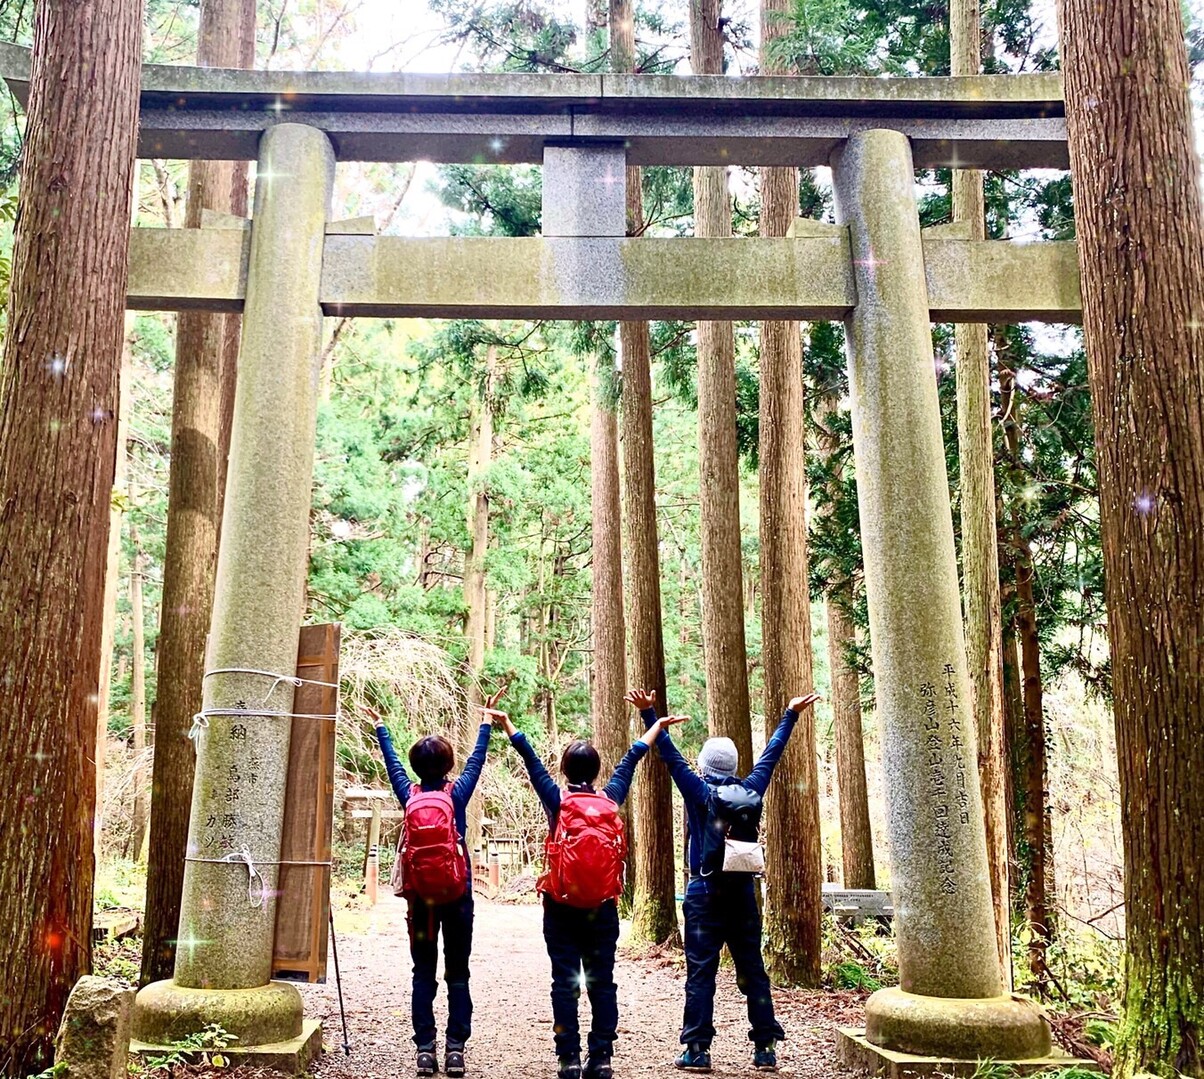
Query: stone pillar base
130 1019 322 1076
862 987 1052 1060
131 979 304 1048
840 1026 1096 1079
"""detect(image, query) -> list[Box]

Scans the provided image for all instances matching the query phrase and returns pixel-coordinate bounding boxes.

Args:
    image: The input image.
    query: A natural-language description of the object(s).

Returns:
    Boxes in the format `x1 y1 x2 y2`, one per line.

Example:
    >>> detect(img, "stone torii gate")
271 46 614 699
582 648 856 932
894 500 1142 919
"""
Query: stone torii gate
0 43 1082 1072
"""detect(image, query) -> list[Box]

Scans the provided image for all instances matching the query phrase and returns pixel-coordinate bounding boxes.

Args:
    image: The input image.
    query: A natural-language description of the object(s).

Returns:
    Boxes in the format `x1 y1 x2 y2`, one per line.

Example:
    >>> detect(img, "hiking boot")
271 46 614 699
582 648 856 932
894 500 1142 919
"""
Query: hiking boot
416 1046 438 1077
753 1044 778 1072
584 1053 612 1079
558 1054 583 1079
674 1046 712 1073
445 1047 465 1078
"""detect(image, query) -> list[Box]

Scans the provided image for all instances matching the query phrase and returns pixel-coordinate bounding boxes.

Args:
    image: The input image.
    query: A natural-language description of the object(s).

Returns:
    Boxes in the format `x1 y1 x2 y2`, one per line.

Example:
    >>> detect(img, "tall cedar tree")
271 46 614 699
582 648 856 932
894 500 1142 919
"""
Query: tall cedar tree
1060 2 1204 1066
142 0 256 985
590 0 629 808
590 361 629 790
612 0 681 945
0 0 141 1068
462 344 495 851
999 361 1052 990
949 0 1011 982
815 397 876 888
758 0 823 986
689 0 753 771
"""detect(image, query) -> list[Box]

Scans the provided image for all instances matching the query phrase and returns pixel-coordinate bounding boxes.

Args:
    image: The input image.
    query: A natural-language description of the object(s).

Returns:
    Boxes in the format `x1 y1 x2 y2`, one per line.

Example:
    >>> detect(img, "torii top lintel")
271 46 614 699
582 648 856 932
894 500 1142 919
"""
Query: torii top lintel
0 42 1067 170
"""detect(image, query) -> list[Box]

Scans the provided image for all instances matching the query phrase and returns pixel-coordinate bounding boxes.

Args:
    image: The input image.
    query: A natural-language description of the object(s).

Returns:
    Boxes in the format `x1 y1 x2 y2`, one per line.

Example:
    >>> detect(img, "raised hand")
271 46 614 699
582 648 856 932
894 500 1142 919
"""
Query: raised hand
478 705 516 737
787 693 822 713
638 712 689 746
624 688 657 711
484 684 508 710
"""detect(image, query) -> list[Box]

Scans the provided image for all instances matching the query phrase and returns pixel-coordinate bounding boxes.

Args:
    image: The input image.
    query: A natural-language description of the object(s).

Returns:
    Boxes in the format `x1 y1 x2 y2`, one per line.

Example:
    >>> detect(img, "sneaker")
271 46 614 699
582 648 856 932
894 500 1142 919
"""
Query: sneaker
445 1047 465 1078
416 1046 438 1077
558 1054 583 1079
584 1054 612 1079
674 1046 712 1073
753 1044 778 1072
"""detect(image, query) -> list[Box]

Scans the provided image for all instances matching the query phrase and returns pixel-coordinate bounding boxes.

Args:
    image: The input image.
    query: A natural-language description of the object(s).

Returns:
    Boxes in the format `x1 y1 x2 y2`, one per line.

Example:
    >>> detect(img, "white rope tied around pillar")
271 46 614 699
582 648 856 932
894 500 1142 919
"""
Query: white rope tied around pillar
188 712 209 746
216 848 265 907
205 666 339 691
187 707 337 751
190 667 340 749
185 853 335 907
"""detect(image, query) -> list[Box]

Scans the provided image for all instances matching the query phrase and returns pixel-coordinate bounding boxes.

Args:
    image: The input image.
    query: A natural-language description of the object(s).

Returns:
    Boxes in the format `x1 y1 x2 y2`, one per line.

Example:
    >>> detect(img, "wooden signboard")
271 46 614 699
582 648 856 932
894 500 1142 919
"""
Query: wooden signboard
272 622 340 983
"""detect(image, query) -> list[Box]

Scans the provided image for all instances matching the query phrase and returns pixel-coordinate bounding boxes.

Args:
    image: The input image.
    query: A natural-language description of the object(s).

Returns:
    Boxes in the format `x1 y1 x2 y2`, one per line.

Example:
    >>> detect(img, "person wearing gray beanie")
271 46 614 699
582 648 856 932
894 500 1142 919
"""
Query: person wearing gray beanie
696 737 739 780
624 687 821 1075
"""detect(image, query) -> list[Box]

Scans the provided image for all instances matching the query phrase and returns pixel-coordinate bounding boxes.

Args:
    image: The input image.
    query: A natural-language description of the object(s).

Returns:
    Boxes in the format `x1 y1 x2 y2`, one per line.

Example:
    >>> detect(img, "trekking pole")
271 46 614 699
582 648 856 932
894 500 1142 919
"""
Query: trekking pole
328 906 352 1055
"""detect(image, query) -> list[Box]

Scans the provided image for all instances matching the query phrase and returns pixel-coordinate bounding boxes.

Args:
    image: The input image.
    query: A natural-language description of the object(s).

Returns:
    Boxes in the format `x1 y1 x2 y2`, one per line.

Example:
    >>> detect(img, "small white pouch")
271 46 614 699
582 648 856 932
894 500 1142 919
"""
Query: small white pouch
722 838 766 874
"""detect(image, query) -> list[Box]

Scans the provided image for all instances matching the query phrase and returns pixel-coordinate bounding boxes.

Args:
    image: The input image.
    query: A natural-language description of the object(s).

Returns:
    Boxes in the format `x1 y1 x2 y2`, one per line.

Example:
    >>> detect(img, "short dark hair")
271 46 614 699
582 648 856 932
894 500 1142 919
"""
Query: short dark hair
560 740 601 785
409 734 455 784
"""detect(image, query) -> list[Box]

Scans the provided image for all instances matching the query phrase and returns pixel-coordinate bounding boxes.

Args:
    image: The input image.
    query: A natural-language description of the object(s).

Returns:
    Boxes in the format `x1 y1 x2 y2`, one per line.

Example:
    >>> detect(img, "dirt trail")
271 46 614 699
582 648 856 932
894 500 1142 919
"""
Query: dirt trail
300 896 866 1079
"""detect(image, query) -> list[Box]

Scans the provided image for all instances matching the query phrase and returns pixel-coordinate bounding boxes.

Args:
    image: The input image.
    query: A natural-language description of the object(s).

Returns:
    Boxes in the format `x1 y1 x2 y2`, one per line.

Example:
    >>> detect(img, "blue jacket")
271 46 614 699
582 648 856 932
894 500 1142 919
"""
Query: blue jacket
376 722 493 879
509 731 649 826
640 706 800 886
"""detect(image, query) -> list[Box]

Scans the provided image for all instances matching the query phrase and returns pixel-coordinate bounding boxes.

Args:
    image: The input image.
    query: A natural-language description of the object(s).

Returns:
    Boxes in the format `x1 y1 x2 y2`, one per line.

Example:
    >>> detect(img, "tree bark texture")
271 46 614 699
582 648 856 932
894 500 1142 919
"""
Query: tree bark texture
999 367 1051 992
141 0 257 987
128 524 149 861
95 328 134 859
462 345 495 852
827 595 876 889
1058 3 1204 1068
689 0 753 772
591 366 629 788
612 0 681 946
756 0 822 987
0 0 141 1069
950 0 1011 987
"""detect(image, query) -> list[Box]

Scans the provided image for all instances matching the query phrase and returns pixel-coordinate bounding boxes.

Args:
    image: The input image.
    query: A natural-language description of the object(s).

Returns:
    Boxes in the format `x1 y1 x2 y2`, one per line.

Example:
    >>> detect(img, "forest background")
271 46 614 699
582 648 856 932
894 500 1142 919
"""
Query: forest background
2 0 1200 1033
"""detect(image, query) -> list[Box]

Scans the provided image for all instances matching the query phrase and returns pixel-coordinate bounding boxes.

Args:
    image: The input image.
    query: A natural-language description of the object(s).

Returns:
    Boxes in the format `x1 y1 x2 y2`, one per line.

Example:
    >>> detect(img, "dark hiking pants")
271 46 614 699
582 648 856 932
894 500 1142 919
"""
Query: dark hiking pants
407 891 474 1049
542 896 622 1058
681 875 786 1049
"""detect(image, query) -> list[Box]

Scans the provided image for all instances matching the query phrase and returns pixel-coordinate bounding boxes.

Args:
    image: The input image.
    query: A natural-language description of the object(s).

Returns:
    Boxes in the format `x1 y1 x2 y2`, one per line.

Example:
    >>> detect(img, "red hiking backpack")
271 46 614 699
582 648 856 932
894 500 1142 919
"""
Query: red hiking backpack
538 790 627 909
396 784 468 904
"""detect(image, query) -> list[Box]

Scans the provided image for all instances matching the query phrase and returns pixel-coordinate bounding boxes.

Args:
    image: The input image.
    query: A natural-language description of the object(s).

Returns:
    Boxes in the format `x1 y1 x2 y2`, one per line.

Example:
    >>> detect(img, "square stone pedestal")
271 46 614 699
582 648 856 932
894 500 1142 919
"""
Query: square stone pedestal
838 1027 1100 1079
129 1018 322 1074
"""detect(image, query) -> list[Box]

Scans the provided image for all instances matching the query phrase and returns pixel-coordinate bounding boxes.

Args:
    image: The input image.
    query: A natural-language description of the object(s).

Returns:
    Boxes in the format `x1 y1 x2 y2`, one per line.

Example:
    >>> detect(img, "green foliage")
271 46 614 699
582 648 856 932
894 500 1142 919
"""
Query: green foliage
143 1024 238 1072
831 959 882 992
969 1059 1018 1079
765 0 892 75
1085 1019 1118 1051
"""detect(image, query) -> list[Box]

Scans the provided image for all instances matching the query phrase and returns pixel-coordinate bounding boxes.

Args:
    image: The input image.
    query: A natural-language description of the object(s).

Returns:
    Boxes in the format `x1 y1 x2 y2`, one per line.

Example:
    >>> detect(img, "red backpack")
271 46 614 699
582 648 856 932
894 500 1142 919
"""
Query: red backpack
397 785 468 904
538 790 627 908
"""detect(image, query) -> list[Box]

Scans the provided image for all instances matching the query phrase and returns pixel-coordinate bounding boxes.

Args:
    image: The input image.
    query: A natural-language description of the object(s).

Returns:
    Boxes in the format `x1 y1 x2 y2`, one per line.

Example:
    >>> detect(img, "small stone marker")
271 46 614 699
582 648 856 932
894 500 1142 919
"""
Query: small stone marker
54 976 135 1079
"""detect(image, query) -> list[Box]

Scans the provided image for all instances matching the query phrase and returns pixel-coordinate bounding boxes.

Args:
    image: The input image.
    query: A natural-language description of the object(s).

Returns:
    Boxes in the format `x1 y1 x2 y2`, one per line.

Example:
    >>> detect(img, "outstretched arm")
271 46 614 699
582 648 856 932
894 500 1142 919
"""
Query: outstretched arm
372 713 412 806
451 720 493 805
744 693 821 795
625 690 710 807
605 715 690 805
483 706 562 817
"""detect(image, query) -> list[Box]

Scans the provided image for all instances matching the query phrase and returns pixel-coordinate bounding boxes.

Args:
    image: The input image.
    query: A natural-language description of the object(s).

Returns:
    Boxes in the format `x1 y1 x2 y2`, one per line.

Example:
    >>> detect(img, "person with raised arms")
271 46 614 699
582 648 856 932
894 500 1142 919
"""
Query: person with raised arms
482 694 688 1079
624 688 822 1074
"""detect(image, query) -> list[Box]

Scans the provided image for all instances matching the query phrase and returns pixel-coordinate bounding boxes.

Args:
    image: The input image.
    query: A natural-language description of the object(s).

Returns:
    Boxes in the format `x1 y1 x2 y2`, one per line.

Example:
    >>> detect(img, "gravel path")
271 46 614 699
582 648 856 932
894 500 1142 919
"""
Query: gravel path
300 895 867 1079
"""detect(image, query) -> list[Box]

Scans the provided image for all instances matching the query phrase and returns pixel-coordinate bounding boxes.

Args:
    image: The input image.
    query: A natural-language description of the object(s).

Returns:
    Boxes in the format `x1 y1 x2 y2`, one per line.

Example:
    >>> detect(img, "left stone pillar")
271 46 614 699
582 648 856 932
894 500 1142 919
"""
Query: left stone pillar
132 123 334 1058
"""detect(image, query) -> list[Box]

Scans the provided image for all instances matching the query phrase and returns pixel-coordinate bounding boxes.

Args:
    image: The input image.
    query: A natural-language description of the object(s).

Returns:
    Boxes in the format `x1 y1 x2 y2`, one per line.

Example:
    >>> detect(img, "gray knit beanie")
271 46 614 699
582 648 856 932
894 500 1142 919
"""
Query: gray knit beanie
697 737 739 780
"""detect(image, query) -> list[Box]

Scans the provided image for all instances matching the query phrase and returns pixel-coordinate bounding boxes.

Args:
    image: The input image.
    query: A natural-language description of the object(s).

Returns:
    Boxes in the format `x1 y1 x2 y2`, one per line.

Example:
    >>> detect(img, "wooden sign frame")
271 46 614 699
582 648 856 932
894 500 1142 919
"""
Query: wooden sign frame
272 622 340 982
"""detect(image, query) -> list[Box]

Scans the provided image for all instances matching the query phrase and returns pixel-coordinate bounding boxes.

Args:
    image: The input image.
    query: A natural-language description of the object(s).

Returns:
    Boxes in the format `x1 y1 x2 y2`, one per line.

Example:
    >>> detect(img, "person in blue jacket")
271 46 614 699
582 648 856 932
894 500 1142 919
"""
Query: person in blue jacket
370 691 500 1079
624 688 821 1075
482 700 688 1079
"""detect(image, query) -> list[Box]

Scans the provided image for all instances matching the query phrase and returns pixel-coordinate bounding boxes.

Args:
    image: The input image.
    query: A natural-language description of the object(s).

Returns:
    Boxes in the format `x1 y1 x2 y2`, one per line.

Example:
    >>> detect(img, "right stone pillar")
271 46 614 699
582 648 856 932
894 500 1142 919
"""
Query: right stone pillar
831 129 1050 1060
